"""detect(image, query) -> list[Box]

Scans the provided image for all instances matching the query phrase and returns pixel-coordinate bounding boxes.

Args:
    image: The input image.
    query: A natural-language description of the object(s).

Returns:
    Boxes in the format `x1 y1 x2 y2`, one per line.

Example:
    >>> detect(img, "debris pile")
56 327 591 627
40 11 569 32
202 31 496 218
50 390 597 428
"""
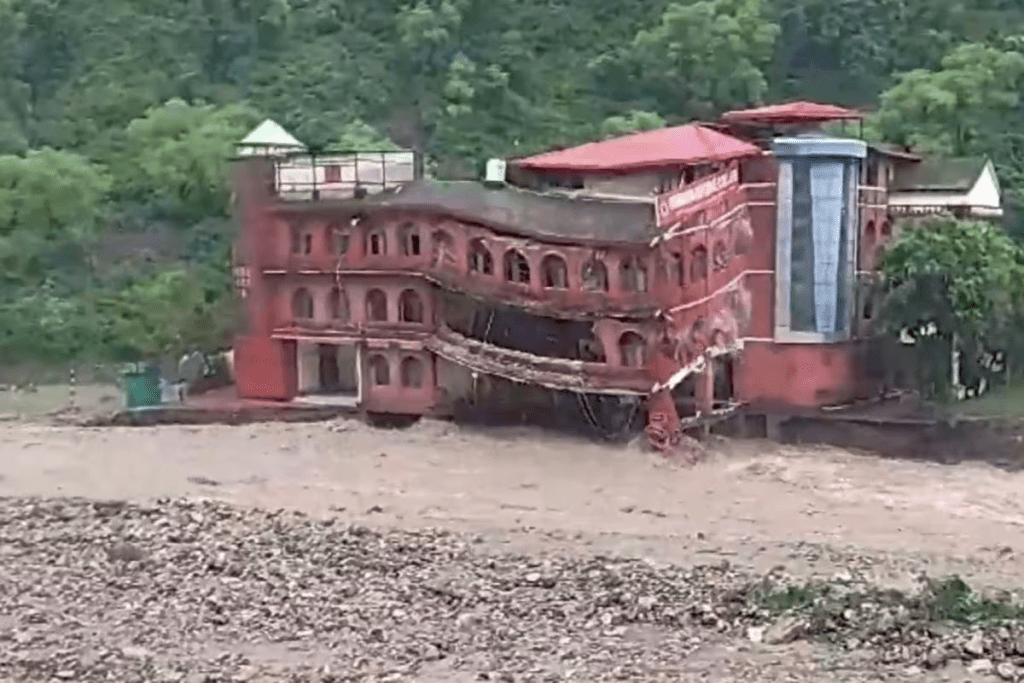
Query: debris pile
1 497 1023 681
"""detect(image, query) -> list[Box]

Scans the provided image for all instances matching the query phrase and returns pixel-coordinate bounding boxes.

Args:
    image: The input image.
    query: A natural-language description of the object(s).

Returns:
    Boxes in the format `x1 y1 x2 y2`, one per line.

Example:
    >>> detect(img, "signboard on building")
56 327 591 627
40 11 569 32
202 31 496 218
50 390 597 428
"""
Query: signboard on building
656 165 740 228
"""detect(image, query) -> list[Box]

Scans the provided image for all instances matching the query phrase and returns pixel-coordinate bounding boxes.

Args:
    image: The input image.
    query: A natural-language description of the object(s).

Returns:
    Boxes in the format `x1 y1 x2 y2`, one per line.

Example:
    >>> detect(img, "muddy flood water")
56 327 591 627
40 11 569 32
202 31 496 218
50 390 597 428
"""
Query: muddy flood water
2 418 1024 681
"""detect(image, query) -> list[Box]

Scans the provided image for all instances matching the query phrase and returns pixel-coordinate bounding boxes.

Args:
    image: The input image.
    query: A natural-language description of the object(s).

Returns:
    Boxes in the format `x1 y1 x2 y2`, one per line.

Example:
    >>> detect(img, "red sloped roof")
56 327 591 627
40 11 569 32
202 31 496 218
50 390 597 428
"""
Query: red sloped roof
721 101 863 125
515 124 761 172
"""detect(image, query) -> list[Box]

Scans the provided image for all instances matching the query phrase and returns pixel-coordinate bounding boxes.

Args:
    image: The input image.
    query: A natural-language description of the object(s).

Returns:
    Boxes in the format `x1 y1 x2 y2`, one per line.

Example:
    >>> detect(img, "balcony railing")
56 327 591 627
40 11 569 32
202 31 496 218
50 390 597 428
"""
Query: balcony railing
427 327 652 395
273 150 420 201
858 185 888 206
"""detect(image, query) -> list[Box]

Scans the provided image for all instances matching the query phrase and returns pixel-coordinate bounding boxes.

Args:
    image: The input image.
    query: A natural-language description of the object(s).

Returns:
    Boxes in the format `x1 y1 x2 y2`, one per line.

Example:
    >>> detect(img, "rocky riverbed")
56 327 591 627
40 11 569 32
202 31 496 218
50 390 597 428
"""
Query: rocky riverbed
3 496 1024 682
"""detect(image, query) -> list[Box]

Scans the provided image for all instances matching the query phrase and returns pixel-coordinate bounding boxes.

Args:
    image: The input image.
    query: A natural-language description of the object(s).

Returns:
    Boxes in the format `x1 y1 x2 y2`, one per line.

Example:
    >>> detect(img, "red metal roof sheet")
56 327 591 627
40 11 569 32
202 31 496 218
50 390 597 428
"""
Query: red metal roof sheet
515 124 761 172
721 101 863 125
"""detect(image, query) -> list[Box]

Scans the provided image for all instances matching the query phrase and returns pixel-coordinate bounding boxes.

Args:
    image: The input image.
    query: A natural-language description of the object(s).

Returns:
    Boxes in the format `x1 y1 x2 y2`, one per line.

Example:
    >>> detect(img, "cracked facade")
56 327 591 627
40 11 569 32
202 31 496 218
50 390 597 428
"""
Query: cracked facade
229 103 1002 447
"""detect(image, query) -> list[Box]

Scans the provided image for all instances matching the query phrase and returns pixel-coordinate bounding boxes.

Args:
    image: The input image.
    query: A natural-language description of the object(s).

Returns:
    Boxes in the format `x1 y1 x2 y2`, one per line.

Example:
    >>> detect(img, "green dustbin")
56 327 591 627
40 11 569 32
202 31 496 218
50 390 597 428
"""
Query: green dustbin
121 365 162 409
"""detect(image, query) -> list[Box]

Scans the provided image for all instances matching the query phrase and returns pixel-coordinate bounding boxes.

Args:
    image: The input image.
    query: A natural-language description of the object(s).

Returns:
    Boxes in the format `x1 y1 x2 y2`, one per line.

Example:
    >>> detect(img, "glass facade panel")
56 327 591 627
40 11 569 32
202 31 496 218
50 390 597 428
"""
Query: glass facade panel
773 137 865 341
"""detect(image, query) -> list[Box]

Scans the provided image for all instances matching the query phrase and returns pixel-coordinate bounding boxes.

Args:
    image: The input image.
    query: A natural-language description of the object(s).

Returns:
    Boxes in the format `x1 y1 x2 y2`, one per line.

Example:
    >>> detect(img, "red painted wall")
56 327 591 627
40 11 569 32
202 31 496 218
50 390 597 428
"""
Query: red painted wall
234 336 297 400
737 341 860 409
360 348 437 414
231 149 887 418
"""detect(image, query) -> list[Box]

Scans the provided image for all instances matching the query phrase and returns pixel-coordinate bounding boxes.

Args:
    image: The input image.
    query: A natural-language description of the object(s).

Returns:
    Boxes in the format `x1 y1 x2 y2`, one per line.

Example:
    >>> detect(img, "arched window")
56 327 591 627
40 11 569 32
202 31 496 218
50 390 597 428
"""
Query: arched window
368 355 390 385
541 254 568 289
328 223 350 255
881 220 892 238
620 256 648 292
366 227 387 255
398 289 424 323
864 220 876 243
581 258 609 292
399 222 421 256
366 289 388 322
328 287 349 321
432 230 454 267
400 356 424 388
712 241 729 271
618 331 647 368
468 238 493 275
674 253 685 286
690 245 708 281
291 287 314 320
504 249 531 284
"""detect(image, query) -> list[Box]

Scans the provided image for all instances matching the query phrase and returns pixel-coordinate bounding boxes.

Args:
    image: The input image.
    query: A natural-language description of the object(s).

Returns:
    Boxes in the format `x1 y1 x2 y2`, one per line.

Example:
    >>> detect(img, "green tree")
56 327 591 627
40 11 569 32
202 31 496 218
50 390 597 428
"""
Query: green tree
391 0 470 151
248 37 389 150
876 43 1024 156
766 0 1011 105
877 217 1024 398
0 285 98 364
0 148 111 284
0 0 29 154
599 111 666 139
591 0 780 120
334 120 401 152
95 267 234 362
117 99 260 217
876 42 1024 240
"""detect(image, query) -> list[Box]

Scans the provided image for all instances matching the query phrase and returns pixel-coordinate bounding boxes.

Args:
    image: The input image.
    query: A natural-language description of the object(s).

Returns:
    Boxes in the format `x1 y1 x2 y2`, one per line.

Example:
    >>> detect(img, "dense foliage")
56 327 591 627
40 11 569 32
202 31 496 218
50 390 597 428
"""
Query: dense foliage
877 218 1024 399
2 0 1024 364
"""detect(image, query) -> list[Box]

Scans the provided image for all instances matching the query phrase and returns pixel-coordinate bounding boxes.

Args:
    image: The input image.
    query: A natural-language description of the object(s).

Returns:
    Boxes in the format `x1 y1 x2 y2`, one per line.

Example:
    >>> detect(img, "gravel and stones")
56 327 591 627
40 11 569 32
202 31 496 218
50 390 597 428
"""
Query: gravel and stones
3 496 1024 682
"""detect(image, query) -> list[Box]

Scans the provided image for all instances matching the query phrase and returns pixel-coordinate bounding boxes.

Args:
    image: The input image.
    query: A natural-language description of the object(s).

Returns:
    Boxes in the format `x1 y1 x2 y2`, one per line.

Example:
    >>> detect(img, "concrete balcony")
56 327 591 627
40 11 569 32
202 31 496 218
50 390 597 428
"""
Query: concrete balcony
266 321 651 396
271 319 432 347
260 251 664 319
427 327 652 396
741 182 777 204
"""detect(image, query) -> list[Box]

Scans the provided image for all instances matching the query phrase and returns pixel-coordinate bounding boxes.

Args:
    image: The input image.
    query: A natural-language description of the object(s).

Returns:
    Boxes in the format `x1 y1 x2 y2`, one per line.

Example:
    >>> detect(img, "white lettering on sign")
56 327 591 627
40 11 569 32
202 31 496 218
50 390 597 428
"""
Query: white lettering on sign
656 166 740 226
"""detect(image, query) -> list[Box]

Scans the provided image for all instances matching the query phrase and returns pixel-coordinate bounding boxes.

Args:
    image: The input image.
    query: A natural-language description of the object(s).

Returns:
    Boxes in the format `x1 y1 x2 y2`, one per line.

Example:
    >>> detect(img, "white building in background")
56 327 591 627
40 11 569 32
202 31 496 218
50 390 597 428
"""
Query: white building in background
888 157 1003 219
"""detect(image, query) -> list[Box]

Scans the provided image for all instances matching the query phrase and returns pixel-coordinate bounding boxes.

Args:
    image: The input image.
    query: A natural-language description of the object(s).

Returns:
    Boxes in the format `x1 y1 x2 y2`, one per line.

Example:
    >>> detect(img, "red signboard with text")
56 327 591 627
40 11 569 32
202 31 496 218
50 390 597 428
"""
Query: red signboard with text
656 165 740 228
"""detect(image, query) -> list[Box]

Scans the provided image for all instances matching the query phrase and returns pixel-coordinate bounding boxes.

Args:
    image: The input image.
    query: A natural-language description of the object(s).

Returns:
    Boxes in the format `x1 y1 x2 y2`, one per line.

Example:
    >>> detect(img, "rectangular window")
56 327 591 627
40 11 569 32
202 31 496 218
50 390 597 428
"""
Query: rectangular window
777 157 856 339
323 165 341 183
788 160 850 334
789 160 815 332
333 231 350 255
866 160 879 187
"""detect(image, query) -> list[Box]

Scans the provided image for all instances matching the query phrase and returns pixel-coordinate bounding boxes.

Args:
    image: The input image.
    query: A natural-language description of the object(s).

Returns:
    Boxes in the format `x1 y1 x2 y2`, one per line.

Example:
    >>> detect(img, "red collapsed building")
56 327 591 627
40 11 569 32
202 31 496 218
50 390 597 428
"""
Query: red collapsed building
229 102 1003 445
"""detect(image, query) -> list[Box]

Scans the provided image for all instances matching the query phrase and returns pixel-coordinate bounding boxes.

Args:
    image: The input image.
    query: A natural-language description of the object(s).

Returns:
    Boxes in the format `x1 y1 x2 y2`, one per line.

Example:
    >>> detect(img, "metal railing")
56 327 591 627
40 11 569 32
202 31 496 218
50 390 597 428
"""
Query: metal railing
272 150 421 201
0 356 234 419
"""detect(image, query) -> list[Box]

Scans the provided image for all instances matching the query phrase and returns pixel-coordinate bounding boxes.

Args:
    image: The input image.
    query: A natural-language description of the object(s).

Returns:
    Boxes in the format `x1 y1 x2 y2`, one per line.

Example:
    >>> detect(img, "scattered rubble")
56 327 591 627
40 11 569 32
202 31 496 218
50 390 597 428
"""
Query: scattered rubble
3 496 1024 681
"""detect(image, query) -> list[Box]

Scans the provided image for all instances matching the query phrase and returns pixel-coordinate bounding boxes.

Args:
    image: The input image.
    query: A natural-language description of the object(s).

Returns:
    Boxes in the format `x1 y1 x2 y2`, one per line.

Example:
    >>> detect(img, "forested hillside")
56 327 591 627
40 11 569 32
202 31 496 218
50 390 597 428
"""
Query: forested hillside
3 0 1024 365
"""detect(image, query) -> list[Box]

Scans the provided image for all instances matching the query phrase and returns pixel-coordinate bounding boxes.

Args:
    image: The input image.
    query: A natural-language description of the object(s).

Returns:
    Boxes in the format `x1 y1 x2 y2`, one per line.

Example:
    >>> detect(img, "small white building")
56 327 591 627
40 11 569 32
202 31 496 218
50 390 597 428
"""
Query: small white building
237 119 417 201
888 157 1003 219
237 119 306 157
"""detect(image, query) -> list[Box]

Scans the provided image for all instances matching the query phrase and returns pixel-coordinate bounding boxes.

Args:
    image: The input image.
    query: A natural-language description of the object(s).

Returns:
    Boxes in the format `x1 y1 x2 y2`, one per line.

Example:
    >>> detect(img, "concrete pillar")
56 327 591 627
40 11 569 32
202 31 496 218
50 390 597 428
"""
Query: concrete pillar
694 360 714 414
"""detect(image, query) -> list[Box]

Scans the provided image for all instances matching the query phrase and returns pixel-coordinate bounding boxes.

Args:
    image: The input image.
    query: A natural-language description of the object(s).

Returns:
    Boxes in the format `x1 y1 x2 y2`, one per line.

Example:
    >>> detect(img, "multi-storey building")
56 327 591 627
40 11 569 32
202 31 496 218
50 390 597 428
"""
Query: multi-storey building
229 102 1002 448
